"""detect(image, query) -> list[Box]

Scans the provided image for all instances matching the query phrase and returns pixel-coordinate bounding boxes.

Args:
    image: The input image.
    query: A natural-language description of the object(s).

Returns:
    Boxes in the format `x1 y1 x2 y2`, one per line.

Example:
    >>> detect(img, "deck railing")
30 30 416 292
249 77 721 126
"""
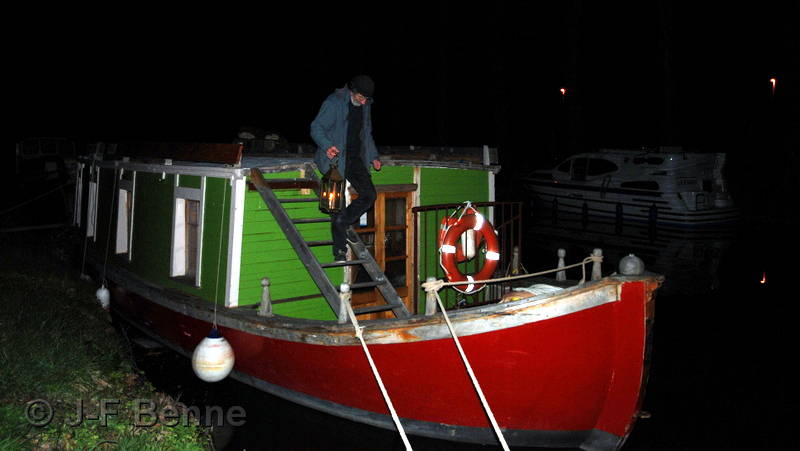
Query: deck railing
412 201 523 313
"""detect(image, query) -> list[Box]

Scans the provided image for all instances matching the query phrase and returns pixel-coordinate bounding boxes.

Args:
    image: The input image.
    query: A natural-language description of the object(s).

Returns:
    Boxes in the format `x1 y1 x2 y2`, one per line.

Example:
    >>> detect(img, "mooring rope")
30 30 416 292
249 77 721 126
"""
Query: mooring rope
433 288 510 450
79 165 98 279
0 181 72 217
100 167 120 285
419 253 604 449
342 287 412 451
423 255 602 293
211 177 229 329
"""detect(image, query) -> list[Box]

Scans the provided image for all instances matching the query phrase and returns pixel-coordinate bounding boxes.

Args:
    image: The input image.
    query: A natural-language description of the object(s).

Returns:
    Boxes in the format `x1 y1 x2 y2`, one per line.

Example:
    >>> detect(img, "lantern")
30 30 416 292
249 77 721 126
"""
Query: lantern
319 163 346 214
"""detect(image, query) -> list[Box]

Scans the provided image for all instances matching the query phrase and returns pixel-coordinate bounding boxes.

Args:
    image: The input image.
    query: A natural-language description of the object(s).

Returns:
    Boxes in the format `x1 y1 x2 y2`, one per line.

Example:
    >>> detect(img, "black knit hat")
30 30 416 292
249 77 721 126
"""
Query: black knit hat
349 75 375 98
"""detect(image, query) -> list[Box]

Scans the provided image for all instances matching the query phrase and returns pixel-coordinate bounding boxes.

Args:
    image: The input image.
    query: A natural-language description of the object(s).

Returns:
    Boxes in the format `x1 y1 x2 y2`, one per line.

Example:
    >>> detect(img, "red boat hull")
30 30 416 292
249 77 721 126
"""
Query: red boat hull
109 276 657 450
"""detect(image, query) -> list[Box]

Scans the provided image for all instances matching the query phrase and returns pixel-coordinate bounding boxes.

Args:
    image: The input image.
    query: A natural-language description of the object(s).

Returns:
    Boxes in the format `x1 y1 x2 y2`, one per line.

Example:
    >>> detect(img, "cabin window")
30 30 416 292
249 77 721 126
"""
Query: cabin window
587 158 618 176
115 177 134 257
171 184 205 286
571 158 588 181
634 156 665 165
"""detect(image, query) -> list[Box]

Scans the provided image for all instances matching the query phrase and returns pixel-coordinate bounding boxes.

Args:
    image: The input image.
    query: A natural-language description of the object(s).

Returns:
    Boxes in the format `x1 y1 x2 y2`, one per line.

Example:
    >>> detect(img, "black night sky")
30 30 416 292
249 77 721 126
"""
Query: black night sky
12 1 798 221
4 2 800 449
11 2 797 163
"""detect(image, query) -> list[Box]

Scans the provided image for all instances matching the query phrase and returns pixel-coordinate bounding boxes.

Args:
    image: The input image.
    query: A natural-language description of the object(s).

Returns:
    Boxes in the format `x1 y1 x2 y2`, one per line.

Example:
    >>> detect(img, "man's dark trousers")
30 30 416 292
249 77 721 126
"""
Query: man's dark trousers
331 162 376 257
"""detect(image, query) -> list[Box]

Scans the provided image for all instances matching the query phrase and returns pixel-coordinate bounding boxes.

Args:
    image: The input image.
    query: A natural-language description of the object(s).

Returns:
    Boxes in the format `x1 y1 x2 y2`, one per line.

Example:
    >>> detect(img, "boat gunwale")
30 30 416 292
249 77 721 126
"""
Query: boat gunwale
93 254 662 346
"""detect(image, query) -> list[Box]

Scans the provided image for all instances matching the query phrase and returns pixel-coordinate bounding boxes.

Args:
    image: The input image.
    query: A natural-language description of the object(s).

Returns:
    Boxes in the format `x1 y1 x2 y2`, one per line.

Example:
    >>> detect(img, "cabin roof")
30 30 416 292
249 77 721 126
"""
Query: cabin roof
80 142 502 175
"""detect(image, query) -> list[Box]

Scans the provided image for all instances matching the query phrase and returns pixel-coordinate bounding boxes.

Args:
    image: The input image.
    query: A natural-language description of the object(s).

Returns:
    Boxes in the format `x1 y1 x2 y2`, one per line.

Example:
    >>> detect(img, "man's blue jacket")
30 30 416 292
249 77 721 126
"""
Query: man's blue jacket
310 87 379 178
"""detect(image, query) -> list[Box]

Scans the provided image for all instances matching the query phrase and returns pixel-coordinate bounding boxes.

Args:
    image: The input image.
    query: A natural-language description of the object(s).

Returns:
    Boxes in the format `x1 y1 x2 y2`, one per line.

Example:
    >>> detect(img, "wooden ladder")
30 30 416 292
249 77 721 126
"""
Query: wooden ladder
249 165 411 322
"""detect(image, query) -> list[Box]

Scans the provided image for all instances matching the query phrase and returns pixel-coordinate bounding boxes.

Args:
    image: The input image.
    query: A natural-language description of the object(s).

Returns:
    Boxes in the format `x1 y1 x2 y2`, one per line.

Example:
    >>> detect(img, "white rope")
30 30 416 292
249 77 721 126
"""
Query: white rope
424 255 603 293
433 290 510 451
438 201 476 274
100 167 120 285
417 253 604 448
342 289 412 450
211 177 229 328
79 165 97 279
0 181 72 217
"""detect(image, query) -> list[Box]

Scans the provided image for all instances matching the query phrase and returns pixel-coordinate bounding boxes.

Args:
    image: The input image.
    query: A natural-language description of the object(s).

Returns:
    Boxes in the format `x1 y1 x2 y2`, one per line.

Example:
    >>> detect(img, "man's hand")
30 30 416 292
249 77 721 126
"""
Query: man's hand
326 146 340 159
372 159 382 171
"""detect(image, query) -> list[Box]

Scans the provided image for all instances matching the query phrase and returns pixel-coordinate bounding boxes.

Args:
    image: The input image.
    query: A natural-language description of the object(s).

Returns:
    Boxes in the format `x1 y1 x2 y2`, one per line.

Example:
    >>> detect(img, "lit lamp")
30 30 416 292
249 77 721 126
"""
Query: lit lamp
319 163 345 214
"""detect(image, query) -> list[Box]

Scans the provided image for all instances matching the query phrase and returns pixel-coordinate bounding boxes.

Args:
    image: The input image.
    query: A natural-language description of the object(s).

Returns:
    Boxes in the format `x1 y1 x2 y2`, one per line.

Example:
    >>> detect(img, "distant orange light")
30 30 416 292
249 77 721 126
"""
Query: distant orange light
760 272 767 284
770 78 777 96
560 87 566 96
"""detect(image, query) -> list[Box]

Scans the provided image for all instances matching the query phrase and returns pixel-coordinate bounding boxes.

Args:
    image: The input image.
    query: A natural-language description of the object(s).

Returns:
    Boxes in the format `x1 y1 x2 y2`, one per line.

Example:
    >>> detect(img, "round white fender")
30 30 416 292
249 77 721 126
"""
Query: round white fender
192 328 235 382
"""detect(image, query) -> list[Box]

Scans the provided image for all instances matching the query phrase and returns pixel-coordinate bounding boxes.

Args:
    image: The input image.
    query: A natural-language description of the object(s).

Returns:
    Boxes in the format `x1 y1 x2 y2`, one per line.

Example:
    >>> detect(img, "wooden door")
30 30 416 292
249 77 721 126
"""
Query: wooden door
351 186 415 318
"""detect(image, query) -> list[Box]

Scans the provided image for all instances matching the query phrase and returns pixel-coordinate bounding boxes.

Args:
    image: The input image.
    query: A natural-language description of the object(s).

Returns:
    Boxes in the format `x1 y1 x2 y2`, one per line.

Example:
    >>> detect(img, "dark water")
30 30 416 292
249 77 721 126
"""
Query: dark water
524 212 796 450
128 210 796 450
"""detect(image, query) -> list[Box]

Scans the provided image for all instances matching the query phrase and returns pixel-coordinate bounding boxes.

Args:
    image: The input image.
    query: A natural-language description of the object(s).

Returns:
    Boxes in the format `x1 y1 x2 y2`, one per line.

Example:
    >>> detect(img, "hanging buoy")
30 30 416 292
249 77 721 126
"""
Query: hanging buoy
96 285 110 310
619 254 645 276
192 328 235 382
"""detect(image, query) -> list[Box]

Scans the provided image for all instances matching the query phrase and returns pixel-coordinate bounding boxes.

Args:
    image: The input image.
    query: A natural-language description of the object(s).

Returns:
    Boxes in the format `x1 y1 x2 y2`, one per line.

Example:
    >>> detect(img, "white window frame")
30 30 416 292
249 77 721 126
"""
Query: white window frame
73 162 85 226
170 176 206 287
86 165 99 240
115 171 136 259
224 175 245 307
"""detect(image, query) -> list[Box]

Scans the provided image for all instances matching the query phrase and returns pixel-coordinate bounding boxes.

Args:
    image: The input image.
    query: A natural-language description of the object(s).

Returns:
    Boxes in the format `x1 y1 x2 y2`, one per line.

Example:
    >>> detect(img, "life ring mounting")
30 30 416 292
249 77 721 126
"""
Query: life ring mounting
439 211 500 294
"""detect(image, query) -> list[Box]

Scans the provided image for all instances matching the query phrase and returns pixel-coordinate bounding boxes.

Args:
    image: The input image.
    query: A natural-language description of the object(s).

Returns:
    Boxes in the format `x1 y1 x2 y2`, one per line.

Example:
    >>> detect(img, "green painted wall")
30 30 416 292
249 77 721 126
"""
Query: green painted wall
90 168 230 305
370 165 414 185
87 164 491 320
417 168 492 311
238 166 415 319
239 171 339 320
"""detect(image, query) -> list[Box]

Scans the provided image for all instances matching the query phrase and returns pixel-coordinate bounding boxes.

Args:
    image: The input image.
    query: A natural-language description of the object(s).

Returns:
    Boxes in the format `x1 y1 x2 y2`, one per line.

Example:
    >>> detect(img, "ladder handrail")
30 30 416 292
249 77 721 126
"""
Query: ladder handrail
249 166 410 320
250 168 342 316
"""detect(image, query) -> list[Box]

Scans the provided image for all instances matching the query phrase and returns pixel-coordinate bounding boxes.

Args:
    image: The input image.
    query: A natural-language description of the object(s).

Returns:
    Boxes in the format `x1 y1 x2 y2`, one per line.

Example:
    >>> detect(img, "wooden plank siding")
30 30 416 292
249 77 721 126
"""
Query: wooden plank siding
239 171 338 320
417 168 491 310
237 166 416 319
85 162 491 320
87 168 231 305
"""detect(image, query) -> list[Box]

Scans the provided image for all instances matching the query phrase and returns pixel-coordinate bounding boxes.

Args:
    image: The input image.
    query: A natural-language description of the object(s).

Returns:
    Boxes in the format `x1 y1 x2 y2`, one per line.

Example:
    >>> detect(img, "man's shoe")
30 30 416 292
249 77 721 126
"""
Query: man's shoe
333 250 347 262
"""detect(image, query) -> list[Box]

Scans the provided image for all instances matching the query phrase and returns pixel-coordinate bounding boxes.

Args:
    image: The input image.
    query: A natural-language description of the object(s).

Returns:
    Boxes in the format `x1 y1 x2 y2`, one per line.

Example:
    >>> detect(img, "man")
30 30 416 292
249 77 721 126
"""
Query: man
311 75 382 261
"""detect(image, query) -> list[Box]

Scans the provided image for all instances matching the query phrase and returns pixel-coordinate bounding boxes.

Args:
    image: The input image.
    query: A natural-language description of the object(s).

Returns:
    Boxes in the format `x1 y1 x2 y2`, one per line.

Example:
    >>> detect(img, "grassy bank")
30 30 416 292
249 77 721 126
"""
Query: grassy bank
0 227 211 450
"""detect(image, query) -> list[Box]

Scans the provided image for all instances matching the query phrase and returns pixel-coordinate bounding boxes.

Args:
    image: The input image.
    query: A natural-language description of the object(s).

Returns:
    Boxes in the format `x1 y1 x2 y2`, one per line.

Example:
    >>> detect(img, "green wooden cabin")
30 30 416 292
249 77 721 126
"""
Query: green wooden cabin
75 143 513 321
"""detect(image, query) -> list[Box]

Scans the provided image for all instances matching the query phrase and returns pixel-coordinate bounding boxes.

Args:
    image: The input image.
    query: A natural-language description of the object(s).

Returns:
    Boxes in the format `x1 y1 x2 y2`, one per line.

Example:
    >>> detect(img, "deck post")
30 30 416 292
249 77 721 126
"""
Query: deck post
508 246 522 276
591 248 603 281
648 203 658 227
258 277 273 317
424 277 438 316
338 283 350 324
581 201 589 224
556 249 566 281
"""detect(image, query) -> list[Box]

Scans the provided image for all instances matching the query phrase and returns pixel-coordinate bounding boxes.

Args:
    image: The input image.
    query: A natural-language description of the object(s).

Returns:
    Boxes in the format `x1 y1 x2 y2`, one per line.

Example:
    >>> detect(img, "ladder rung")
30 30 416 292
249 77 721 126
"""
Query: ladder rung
279 198 318 203
347 281 384 290
305 240 334 247
354 304 397 315
292 218 331 224
320 259 367 268
262 179 318 190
